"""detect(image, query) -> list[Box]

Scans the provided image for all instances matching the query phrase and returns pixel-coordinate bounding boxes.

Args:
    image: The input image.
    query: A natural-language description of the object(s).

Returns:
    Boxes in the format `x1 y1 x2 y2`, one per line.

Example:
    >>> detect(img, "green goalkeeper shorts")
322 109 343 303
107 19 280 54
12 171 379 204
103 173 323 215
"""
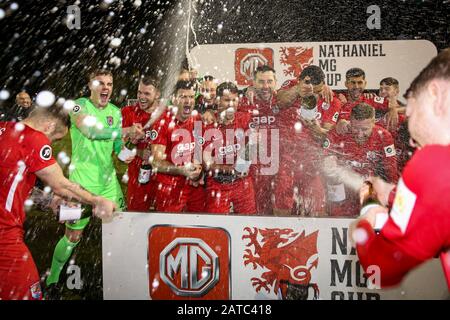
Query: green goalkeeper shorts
65 177 125 230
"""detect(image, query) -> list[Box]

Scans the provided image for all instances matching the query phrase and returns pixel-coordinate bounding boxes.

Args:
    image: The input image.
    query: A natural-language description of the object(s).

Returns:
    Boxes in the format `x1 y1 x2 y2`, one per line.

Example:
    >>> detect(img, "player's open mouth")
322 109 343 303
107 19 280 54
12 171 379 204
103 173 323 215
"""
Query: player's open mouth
139 99 148 106
183 106 191 114
100 92 109 102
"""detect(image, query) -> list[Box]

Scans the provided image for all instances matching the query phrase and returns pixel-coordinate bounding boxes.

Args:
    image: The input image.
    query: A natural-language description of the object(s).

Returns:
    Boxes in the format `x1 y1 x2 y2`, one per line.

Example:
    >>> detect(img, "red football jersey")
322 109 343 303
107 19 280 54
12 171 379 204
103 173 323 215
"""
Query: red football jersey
0 122 56 241
279 78 342 126
151 111 203 186
338 93 390 122
324 125 398 182
121 104 162 150
356 145 450 289
203 111 252 166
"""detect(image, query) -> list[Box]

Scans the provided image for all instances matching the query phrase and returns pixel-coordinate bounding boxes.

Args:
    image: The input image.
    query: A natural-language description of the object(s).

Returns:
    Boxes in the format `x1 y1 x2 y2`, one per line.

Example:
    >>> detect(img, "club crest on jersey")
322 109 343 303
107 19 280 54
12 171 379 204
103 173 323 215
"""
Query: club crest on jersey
322 102 330 110
106 116 114 126
147 129 158 141
72 105 81 114
40 145 52 161
30 282 42 300
272 105 280 114
322 138 330 149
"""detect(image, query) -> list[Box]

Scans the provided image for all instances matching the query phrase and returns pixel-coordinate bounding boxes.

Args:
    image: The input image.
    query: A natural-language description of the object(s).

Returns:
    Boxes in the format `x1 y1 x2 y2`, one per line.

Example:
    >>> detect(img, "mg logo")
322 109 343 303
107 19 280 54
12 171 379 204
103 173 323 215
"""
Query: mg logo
159 238 219 297
149 226 230 299
240 53 268 81
235 48 274 86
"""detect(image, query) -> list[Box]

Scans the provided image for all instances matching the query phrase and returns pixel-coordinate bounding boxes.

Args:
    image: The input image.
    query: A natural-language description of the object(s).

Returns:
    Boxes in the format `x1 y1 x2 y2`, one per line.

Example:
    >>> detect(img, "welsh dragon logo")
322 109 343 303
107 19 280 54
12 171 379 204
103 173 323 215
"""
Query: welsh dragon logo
279 46 314 78
242 227 319 300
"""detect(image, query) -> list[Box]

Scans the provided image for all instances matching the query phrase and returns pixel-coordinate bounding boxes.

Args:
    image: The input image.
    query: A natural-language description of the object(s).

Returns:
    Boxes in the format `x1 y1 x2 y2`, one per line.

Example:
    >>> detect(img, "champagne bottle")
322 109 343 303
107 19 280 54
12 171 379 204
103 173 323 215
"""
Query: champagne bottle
58 204 92 222
360 181 388 233
359 182 381 216
118 140 137 162
299 94 318 121
138 164 152 184
234 142 253 176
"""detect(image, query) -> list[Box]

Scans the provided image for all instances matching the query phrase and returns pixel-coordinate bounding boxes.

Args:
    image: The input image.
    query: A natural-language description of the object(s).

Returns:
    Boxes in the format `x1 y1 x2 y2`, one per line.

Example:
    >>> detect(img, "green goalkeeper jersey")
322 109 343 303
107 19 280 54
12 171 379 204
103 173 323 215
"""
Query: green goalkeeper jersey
69 97 123 187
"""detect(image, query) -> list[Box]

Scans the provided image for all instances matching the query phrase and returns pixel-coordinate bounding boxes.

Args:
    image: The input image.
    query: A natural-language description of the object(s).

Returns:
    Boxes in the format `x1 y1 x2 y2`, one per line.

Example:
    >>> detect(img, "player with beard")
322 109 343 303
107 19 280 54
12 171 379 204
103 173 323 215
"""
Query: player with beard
195 75 218 114
150 80 205 212
239 65 285 215
45 69 133 291
323 103 398 217
277 65 342 140
336 68 400 135
203 82 256 214
121 76 167 211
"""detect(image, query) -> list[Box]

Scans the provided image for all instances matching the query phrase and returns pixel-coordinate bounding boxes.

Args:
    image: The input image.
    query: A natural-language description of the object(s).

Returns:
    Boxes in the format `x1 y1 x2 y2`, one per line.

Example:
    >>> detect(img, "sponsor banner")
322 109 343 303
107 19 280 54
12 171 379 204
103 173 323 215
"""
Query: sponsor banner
190 40 437 99
103 213 447 300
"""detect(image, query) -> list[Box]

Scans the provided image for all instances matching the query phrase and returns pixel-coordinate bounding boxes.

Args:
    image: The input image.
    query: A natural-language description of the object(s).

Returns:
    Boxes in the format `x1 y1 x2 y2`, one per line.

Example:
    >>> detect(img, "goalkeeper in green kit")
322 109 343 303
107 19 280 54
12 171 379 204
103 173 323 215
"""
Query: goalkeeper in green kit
45 69 141 292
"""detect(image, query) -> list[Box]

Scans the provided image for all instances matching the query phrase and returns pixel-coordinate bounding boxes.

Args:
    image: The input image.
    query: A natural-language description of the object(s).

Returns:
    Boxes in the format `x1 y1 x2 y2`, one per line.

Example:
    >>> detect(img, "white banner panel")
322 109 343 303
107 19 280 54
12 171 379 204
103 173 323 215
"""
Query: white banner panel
190 40 437 99
103 212 448 300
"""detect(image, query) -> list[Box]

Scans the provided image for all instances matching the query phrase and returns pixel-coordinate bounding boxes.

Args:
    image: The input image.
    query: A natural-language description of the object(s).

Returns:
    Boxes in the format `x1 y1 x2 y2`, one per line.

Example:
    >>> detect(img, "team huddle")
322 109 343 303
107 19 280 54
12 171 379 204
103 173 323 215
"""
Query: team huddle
120 65 409 218
0 63 411 300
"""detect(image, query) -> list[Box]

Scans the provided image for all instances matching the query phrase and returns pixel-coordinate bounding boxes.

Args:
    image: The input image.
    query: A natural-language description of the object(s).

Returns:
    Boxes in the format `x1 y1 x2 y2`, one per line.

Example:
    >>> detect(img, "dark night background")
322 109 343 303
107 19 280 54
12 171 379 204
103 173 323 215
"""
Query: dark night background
0 0 448 106
0 0 448 300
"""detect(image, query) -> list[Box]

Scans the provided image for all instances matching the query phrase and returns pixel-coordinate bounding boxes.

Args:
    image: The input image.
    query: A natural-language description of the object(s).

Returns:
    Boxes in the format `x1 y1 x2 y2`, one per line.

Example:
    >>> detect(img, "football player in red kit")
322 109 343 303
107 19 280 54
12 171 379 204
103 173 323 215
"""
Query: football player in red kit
0 106 115 300
239 65 282 215
351 49 450 289
150 80 205 213
323 103 398 217
272 94 328 217
203 82 256 214
272 66 341 216
336 68 400 135
121 76 165 211
277 65 342 140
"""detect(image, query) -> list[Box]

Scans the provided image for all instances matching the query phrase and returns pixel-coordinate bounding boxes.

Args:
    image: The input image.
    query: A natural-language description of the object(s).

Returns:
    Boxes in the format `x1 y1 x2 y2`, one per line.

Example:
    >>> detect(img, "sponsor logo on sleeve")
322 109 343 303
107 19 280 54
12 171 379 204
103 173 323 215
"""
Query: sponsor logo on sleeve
374 96 385 104
391 178 417 234
332 112 339 122
72 105 81 113
384 144 396 157
40 145 52 161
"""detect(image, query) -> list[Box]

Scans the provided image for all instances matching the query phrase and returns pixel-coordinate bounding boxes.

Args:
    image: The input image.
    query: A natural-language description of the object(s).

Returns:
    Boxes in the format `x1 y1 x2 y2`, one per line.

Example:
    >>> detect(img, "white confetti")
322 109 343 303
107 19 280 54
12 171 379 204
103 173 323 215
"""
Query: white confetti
83 116 97 127
0 89 10 100
63 100 75 111
352 227 368 245
110 37 122 48
36 91 55 108
14 122 25 132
